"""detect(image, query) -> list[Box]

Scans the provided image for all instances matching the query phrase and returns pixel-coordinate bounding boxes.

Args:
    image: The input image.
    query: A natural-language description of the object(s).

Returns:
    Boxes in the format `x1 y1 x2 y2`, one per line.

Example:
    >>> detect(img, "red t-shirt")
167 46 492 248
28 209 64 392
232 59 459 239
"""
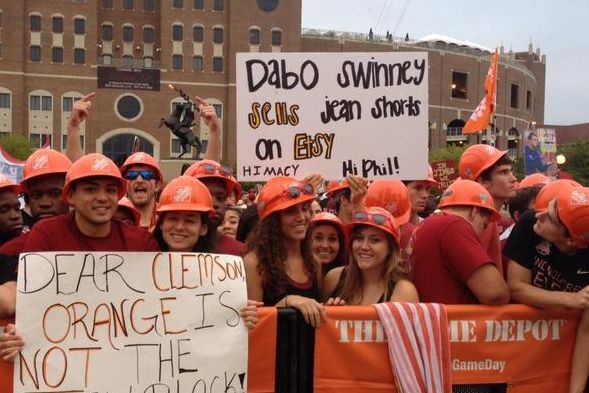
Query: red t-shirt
408 213 493 304
479 220 503 276
23 213 160 252
217 234 244 256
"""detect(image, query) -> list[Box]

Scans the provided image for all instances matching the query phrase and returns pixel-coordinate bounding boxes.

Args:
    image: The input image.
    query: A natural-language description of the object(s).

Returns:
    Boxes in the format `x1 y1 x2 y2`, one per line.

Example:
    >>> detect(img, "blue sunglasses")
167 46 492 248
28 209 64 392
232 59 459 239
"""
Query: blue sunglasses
124 169 157 181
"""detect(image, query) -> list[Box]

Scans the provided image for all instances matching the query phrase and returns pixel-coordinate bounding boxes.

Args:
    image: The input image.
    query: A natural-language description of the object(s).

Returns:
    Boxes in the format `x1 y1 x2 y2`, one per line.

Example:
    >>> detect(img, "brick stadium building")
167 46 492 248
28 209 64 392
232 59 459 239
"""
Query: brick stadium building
0 0 545 178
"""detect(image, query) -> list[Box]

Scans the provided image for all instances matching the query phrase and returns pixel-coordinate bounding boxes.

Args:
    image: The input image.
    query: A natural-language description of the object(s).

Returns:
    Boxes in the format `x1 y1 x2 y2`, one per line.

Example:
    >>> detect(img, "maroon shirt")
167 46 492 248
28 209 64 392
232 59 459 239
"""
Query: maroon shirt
408 213 493 304
23 213 159 252
217 234 244 256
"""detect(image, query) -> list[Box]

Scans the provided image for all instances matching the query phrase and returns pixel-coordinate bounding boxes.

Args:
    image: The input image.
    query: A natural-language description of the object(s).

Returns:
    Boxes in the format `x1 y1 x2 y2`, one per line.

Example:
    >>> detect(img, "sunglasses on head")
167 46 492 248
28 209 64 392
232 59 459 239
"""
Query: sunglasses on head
124 169 156 181
284 183 315 199
202 163 233 178
352 210 388 225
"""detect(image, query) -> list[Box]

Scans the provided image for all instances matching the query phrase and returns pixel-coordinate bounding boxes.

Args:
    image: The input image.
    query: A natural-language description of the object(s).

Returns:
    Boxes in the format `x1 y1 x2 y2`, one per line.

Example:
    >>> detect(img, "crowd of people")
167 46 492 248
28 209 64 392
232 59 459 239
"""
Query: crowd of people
0 93 588 392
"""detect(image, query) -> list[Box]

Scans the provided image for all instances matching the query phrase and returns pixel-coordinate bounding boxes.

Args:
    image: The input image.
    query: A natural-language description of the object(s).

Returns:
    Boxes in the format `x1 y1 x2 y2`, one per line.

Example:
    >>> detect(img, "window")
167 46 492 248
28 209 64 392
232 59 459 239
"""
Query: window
63 97 73 111
143 57 153 68
30 96 41 110
41 96 52 111
192 56 203 71
30 15 41 32
193 26 204 42
193 0 204 9
143 0 155 11
116 95 142 120
213 27 223 44
123 0 134 10
74 18 85 34
52 16 63 33
172 54 183 70
172 25 183 41
102 0 113 8
102 24 113 40
123 56 133 67
526 90 532 110
271 30 282 46
62 135 85 151
52 47 63 63
143 27 154 43
510 83 519 109
213 0 224 11
212 56 223 72
103 54 112 65
250 28 260 45
451 71 467 99
123 26 134 42
30 45 41 62
74 48 85 64
173 0 184 8
30 134 52 149
171 138 191 155
0 93 10 109
213 104 223 118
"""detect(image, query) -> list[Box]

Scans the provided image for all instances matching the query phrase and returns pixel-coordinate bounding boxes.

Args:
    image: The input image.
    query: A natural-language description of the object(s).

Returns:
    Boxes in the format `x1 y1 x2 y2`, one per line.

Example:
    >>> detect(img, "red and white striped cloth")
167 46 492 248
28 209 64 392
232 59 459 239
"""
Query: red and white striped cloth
374 302 452 393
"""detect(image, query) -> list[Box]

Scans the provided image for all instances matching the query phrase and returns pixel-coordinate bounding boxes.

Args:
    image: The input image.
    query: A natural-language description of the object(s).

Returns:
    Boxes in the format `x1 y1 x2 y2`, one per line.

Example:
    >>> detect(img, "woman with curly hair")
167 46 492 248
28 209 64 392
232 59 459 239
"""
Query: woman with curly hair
322 206 419 305
244 176 326 327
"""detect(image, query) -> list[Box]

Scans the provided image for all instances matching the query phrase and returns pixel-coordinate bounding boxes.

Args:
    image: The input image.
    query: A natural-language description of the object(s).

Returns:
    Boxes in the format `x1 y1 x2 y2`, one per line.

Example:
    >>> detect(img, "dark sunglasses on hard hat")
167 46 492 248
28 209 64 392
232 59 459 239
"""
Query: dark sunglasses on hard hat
352 210 388 225
124 169 156 181
203 163 233 178
284 183 315 199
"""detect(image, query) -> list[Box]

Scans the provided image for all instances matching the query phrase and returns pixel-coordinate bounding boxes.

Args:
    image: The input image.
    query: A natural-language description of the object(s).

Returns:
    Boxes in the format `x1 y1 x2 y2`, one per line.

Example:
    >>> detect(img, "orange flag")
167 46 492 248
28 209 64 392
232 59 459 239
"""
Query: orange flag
463 48 498 134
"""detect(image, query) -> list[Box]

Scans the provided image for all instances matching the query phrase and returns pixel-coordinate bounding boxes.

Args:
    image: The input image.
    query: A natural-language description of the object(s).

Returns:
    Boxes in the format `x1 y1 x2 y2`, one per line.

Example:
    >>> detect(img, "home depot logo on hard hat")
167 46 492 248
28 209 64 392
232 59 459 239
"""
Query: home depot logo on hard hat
32 154 49 171
91 157 110 171
570 190 589 205
384 201 399 215
174 186 191 203
131 153 145 162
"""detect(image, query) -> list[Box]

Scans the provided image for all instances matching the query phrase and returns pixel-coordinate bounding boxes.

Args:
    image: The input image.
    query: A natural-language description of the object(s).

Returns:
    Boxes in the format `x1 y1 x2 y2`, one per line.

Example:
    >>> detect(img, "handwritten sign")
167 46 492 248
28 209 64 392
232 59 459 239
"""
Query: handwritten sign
14 252 248 393
431 159 458 190
236 52 429 181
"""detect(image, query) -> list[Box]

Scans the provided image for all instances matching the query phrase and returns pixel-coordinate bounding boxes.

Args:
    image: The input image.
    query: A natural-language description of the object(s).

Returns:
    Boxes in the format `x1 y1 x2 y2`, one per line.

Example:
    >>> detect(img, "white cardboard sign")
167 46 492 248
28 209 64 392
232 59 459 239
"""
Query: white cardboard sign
236 52 429 181
14 252 248 393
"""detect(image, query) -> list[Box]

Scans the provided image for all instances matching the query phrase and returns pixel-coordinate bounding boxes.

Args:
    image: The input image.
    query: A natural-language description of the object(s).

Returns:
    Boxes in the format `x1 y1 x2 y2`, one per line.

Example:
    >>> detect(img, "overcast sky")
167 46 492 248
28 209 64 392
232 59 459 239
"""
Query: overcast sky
302 0 588 125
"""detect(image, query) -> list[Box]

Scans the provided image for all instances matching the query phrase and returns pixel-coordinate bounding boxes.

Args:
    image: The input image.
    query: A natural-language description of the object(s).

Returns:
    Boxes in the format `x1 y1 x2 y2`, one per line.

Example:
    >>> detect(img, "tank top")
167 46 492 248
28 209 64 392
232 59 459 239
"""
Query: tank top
262 274 321 306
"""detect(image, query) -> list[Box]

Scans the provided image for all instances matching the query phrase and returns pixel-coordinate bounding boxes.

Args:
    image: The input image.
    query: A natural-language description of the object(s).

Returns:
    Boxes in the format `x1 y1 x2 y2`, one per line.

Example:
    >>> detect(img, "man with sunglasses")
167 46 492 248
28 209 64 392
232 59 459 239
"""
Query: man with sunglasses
504 185 589 392
409 179 510 305
120 152 164 230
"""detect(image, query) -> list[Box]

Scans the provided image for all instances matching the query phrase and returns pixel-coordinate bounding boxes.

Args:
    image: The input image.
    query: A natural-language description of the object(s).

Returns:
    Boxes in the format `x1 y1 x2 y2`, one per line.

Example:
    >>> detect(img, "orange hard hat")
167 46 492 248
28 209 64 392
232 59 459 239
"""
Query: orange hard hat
310 212 344 233
62 153 126 201
437 179 500 221
120 152 163 181
21 149 72 190
459 144 508 181
184 159 242 200
157 175 214 215
364 180 411 225
257 176 316 220
518 173 551 189
556 187 589 248
535 179 583 211
117 196 141 226
346 206 400 247
326 180 350 196
0 174 20 194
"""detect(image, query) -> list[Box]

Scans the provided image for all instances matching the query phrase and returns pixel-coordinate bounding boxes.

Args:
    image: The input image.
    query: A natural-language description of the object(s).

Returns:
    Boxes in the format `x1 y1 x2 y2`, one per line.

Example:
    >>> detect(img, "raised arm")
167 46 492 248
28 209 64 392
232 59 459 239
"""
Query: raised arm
66 92 95 162
194 96 221 162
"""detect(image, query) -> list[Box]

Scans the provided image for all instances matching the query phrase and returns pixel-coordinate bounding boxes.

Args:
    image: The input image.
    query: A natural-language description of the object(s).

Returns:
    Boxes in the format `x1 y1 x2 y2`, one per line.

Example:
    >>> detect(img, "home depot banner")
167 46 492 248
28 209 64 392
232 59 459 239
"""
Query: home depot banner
314 305 580 393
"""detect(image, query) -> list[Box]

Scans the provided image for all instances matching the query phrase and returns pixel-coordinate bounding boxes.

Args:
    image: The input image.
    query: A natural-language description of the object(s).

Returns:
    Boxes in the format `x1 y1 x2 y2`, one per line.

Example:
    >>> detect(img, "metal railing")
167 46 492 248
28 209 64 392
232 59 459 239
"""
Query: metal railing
97 56 161 69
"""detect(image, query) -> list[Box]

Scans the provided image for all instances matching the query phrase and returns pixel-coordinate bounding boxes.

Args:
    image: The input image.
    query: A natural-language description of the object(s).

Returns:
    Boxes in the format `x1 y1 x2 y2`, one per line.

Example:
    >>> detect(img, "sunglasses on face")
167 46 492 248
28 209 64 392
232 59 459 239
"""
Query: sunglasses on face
124 170 156 181
202 163 233 178
352 210 388 225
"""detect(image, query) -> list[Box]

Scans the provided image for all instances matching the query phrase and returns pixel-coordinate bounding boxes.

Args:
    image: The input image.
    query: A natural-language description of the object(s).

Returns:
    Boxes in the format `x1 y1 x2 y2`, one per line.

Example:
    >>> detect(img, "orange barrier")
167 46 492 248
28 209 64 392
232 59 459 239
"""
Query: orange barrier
1 306 582 393
314 305 581 393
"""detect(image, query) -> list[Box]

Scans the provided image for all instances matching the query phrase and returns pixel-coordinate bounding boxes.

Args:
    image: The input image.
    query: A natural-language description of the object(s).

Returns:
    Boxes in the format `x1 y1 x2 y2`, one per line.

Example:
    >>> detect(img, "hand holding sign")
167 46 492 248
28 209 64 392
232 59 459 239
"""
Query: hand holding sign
0 323 23 361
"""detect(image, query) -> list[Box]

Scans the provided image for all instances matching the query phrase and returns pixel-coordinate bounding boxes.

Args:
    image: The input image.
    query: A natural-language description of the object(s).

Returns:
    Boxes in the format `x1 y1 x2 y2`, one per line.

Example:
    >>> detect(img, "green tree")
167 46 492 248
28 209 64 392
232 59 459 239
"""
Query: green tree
0 134 34 161
557 138 589 186
428 145 467 168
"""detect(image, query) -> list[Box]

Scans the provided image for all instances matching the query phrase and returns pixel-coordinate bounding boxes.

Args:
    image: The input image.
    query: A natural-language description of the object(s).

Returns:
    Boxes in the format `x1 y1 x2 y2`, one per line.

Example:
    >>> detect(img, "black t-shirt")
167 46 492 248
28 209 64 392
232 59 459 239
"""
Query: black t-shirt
504 210 589 292
0 254 17 285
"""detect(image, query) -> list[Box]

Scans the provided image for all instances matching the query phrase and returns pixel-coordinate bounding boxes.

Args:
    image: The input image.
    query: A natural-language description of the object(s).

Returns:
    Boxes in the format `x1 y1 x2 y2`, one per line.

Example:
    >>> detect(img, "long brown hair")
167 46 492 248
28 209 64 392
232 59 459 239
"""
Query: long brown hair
245 211 317 300
337 225 407 305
